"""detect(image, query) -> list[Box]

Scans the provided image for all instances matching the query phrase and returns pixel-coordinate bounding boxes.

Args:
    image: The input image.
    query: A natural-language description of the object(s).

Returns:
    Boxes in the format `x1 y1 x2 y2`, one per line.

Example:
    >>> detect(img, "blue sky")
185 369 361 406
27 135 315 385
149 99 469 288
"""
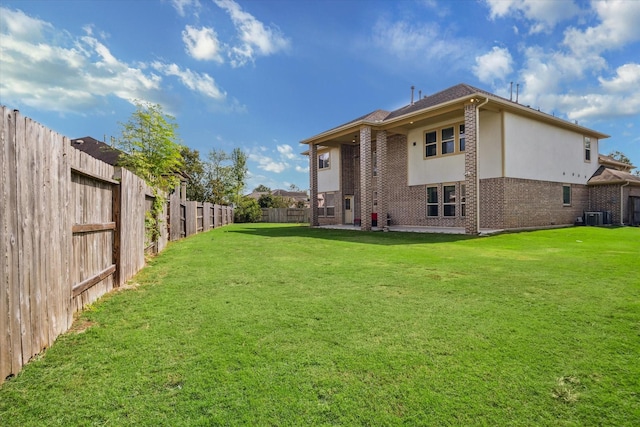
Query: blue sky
1 0 639 191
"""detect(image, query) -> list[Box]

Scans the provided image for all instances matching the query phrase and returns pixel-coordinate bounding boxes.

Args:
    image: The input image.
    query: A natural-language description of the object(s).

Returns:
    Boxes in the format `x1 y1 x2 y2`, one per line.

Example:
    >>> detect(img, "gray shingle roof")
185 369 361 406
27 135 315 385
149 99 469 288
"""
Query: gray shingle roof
70 136 123 166
386 83 502 120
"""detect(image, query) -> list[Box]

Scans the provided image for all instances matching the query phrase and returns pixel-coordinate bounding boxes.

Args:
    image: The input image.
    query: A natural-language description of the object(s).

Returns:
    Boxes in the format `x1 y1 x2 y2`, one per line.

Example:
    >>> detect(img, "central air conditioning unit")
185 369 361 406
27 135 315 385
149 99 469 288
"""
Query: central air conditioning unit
585 211 603 226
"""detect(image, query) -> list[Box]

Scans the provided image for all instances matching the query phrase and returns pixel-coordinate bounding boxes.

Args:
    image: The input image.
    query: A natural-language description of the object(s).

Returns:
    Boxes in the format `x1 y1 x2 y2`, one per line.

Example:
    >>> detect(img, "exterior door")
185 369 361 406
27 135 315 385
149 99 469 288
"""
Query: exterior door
344 196 354 224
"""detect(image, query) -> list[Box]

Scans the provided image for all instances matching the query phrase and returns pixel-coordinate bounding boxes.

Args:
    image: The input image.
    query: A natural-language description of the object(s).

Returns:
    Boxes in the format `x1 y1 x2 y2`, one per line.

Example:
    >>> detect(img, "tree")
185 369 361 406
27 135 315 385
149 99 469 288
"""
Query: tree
234 196 262 223
180 146 208 202
608 150 632 165
288 183 302 192
608 150 639 176
207 149 233 204
116 101 184 242
253 184 271 192
117 101 183 192
230 147 248 206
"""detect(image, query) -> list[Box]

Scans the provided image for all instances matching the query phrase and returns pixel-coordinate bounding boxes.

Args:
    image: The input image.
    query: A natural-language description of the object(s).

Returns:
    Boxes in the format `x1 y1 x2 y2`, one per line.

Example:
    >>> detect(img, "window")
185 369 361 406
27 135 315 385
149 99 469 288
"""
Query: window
584 137 591 162
424 122 465 159
443 185 456 216
373 191 378 207
325 193 335 217
319 152 330 169
317 192 335 217
427 186 438 217
460 184 466 217
425 131 437 157
442 127 455 155
563 185 571 206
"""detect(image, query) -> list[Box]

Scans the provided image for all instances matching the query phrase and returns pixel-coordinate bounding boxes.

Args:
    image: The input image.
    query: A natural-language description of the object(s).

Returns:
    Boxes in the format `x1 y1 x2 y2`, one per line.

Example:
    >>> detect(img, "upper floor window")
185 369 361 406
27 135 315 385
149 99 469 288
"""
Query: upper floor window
424 122 465 159
441 127 455 155
319 152 330 169
584 137 591 162
425 131 437 157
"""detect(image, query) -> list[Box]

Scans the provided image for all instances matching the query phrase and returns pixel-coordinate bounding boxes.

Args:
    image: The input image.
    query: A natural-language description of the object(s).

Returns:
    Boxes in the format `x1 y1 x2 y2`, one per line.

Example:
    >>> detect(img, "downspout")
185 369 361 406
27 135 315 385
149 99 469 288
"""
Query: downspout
475 97 489 232
620 181 630 225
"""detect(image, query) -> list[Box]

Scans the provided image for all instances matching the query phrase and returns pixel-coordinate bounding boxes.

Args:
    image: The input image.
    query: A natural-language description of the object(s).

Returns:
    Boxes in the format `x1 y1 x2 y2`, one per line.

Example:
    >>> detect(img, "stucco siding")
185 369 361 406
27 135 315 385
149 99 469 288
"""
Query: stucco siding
503 112 599 184
478 110 502 179
318 146 340 192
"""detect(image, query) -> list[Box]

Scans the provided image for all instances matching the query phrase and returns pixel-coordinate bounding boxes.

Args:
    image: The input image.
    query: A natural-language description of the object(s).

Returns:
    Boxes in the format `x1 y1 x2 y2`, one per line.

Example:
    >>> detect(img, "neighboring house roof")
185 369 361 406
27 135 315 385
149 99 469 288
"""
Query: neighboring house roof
598 154 635 172
301 83 609 146
71 136 123 166
588 166 640 186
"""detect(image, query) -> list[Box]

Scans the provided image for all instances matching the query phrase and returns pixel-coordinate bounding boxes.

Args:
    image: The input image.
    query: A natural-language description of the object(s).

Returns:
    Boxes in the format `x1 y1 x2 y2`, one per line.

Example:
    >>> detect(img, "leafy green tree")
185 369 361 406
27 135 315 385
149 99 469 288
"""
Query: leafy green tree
253 184 271 192
234 196 262 223
207 149 233 204
117 101 183 192
608 150 632 165
257 193 274 208
608 150 639 176
116 101 184 242
230 147 248 206
180 146 208 202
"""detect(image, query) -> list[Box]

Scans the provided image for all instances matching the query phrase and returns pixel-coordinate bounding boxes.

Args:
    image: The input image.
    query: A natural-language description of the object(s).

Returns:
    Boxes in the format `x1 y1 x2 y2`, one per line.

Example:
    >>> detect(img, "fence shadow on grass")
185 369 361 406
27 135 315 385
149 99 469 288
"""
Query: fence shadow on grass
226 224 475 246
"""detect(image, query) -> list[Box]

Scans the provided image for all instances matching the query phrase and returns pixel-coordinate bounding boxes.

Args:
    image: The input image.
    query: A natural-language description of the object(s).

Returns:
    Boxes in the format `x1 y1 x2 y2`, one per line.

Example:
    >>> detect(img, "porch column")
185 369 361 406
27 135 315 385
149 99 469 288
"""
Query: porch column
310 143 319 226
464 102 478 235
377 130 388 230
360 126 372 230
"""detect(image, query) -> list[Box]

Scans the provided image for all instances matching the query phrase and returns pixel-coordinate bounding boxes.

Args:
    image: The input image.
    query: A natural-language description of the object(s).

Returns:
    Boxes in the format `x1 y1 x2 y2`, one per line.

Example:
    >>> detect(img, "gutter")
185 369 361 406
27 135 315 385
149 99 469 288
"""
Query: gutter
620 181 630 225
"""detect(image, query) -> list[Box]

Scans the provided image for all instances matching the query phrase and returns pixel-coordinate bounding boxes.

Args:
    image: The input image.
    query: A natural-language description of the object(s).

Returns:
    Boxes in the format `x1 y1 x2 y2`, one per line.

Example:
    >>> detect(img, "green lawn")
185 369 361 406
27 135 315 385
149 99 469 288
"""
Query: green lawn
1 224 639 426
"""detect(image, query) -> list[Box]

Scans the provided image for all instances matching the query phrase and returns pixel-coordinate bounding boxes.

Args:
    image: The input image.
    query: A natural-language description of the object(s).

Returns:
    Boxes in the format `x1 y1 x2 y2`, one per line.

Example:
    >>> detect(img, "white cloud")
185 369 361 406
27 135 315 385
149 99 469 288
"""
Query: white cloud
249 151 288 173
151 62 226 100
171 0 201 17
295 165 309 173
277 144 296 160
213 0 290 67
563 0 640 55
0 6 227 113
473 47 513 84
182 25 224 62
485 0 580 33
599 63 640 92
372 20 449 60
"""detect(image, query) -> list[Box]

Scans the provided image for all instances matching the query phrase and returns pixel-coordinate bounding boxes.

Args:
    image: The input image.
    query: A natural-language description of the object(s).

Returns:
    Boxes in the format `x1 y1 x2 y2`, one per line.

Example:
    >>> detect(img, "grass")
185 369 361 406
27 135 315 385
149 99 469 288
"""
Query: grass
1 224 639 426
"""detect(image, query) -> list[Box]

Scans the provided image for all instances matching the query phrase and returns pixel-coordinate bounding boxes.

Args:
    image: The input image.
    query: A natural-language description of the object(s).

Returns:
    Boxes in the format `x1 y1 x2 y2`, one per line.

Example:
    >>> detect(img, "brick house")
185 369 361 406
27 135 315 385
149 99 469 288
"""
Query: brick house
301 83 639 234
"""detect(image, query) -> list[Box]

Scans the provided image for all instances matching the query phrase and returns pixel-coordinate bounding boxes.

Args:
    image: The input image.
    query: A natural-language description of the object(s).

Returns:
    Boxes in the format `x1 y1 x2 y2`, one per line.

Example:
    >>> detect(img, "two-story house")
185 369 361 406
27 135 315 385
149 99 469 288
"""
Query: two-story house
302 83 639 234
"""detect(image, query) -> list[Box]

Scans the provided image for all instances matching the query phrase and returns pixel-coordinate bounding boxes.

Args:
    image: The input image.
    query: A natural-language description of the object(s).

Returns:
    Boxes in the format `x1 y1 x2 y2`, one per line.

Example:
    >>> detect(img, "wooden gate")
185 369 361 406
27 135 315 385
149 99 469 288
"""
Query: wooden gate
69 164 120 311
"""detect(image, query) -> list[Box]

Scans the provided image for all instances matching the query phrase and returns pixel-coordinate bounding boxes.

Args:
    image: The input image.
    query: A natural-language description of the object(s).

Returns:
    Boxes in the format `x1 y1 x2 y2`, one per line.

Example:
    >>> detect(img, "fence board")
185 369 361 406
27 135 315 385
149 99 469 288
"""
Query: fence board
1 108 22 379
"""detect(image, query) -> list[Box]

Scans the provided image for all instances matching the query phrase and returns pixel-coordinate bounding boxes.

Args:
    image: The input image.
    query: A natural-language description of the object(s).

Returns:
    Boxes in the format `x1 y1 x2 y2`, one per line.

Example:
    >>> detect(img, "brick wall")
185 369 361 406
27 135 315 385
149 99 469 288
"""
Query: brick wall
500 178 588 228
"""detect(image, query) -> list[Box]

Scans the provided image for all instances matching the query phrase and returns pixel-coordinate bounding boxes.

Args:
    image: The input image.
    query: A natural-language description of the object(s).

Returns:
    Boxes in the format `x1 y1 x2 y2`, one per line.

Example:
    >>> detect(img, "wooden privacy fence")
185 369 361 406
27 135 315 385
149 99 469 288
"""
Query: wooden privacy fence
261 208 310 223
0 107 233 384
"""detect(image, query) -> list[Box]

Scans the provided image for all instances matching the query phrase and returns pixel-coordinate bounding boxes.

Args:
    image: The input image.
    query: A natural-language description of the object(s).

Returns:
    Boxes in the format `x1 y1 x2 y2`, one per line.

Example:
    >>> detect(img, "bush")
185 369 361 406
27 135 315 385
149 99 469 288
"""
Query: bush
234 196 262 223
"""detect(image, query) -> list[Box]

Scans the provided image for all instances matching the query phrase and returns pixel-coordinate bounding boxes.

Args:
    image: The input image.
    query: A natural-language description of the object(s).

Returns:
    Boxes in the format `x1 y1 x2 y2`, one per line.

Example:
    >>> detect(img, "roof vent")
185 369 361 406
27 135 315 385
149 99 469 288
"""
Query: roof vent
410 85 415 105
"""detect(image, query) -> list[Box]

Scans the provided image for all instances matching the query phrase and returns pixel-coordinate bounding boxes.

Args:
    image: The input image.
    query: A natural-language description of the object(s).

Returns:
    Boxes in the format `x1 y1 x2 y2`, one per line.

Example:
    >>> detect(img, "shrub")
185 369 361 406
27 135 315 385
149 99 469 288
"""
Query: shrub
234 196 262 223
